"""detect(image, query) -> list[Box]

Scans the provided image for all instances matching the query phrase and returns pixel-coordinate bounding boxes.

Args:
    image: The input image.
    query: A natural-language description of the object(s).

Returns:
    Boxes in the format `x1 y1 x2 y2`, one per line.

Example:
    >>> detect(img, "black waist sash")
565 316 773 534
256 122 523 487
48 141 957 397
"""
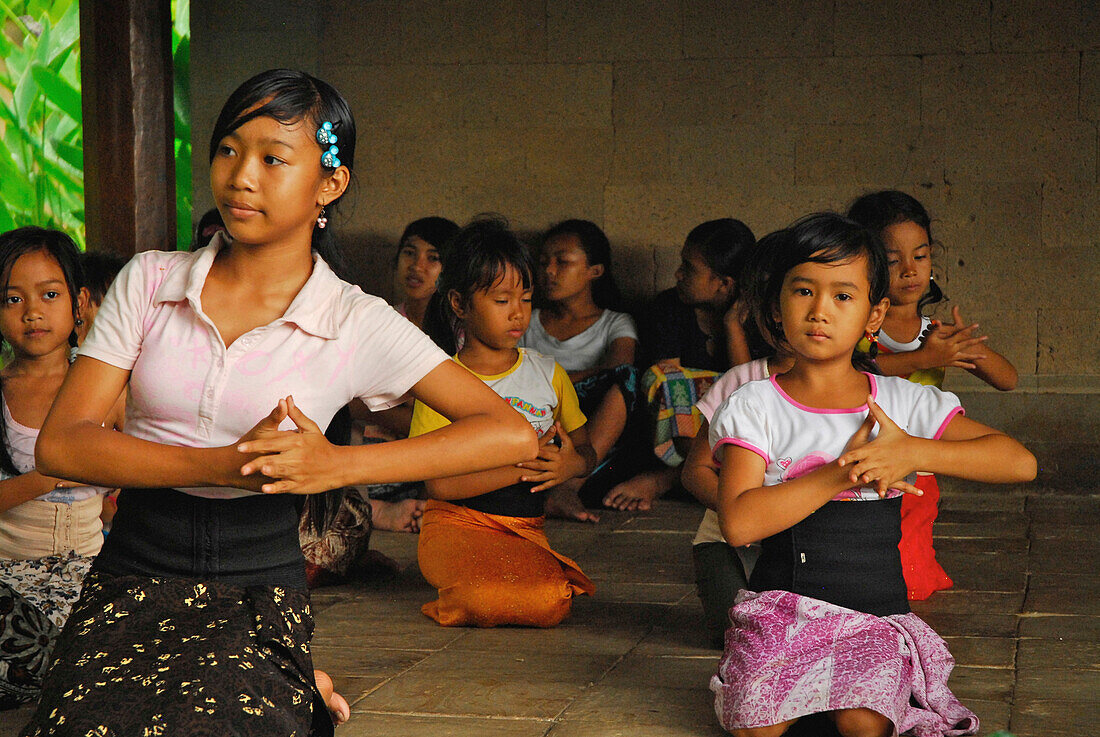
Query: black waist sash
93 488 306 589
460 481 546 518
749 497 909 616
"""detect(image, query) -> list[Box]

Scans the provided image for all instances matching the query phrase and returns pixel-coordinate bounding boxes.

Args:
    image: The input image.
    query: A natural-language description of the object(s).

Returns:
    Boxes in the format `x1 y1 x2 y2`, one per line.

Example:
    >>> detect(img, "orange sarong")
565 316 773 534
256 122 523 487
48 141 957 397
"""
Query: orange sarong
417 499 595 628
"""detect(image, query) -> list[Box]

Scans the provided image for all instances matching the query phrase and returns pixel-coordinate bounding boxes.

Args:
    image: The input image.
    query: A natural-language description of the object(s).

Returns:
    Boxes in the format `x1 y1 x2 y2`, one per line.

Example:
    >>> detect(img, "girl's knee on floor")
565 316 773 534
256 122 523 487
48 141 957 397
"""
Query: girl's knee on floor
831 708 893 737
434 576 574 628
726 719 797 737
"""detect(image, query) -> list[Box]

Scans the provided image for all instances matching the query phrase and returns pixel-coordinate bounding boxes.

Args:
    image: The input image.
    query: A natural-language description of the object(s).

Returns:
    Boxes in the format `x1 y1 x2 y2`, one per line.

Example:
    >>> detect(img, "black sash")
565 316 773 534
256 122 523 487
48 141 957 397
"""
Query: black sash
749 497 909 616
93 488 306 589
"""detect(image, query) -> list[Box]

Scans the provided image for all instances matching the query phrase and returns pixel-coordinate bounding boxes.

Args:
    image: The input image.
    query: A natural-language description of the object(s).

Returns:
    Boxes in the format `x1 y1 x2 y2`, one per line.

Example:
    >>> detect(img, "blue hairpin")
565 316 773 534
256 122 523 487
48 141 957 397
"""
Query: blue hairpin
321 145 341 168
317 121 341 168
316 121 338 146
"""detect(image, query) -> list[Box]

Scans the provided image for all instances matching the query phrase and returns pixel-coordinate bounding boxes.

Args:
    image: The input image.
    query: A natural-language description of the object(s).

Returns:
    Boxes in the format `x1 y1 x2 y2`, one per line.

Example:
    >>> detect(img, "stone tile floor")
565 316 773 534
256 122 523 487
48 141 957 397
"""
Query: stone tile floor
2 481 1097 736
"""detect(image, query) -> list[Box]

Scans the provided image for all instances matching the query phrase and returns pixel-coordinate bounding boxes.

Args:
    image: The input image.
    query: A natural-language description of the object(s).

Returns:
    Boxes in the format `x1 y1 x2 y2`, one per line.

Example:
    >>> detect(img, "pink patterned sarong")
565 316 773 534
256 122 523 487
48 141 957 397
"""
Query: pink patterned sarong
711 590 978 736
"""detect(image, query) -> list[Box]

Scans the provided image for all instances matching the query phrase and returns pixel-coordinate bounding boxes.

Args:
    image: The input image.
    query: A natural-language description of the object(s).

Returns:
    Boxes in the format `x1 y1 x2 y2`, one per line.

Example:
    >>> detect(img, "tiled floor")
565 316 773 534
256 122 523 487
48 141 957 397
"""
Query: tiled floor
2 481 1097 736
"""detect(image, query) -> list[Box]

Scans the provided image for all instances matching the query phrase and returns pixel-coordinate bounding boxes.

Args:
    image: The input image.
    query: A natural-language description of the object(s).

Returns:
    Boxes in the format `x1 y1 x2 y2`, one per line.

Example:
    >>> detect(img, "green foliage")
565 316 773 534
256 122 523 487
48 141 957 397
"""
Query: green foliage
0 0 192 250
0 0 83 241
172 0 191 249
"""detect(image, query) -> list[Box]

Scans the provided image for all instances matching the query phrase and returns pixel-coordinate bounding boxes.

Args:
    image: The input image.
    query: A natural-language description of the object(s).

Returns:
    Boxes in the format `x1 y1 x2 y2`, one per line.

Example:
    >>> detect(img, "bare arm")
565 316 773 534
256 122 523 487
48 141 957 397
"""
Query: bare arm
349 398 413 437
239 360 539 494
681 419 720 511
0 473 69 514
947 306 1017 390
966 347 1018 391
839 409 1036 487
424 465 526 501
36 356 269 490
566 336 637 382
717 445 857 547
427 423 593 500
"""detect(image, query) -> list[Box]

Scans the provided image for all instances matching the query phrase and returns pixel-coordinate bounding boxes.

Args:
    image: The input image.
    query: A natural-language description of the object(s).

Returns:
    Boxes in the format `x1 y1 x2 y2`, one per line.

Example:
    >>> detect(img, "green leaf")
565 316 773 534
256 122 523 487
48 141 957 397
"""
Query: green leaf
173 0 190 48
47 0 79 62
32 18 53 66
0 142 37 210
173 36 190 126
0 2 31 33
0 198 17 233
52 137 81 169
13 62 38 123
31 63 81 122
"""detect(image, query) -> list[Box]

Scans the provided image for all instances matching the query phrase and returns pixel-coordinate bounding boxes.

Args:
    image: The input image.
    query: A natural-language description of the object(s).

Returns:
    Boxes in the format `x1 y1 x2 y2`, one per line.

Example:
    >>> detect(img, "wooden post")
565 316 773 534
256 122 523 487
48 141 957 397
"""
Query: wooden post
80 0 176 255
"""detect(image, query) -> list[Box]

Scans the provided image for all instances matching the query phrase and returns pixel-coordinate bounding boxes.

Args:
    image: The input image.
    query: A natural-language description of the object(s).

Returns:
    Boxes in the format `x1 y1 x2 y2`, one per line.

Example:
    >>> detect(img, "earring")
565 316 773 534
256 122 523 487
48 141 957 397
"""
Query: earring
317 206 328 229
75 318 84 327
864 329 879 359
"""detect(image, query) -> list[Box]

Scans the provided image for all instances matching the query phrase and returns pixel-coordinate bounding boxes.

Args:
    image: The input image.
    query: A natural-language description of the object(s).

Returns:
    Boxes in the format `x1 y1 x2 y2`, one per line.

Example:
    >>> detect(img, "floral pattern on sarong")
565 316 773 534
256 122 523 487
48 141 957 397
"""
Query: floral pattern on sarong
711 590 978 736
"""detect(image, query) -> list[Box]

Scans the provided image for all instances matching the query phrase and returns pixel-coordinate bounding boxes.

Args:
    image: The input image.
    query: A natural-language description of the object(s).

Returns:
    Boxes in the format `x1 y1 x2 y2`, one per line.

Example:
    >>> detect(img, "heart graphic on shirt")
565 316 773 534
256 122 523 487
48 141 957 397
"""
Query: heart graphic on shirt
778 457 792 470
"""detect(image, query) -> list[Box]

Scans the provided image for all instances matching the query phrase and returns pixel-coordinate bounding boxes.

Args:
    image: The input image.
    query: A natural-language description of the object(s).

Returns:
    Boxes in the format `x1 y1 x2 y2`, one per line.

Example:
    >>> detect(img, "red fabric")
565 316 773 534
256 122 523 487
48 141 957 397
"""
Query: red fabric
899 474 953 601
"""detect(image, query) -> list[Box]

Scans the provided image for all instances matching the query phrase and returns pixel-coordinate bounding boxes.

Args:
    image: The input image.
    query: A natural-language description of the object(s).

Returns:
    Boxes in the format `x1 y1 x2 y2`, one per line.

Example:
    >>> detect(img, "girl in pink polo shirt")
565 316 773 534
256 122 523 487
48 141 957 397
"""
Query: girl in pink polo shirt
26 70 536 737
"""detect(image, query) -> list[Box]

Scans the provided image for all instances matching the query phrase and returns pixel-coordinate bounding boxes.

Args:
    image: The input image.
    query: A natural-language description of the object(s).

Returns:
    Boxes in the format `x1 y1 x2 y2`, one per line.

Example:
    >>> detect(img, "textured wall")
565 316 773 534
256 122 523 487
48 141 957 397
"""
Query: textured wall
191 0 1100 395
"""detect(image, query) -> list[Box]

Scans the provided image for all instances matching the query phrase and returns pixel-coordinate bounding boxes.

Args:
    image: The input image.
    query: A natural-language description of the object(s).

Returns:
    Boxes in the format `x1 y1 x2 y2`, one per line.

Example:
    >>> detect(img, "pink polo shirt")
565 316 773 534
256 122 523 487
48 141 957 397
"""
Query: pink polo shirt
78 234 448 498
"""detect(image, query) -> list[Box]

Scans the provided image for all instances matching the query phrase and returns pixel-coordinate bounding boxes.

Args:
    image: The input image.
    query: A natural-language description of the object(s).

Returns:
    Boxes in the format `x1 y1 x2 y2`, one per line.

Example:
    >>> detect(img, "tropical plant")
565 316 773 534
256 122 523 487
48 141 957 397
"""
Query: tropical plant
0 0 83 242
0 0 191 250
171 0 191 250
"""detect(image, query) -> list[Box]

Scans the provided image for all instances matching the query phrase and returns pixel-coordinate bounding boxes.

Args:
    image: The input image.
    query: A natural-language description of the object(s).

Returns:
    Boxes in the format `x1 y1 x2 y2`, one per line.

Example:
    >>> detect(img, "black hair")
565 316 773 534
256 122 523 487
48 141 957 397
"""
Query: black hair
846 190 945 314
80 251 127 306
209 69 356 278
423 215 534 355
191 207 227 252
757 213 889 374
738 228 791 358
684 218 757 290
396 217 460 261
0 226 84 476
541 219 622 310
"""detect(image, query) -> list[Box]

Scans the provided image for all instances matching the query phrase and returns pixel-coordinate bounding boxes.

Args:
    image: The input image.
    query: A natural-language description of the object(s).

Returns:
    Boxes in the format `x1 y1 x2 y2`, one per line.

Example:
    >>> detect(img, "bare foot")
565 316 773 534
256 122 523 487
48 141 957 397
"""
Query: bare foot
367 498 425 533
603 469 675 511
545 480 600 523
314 669 350 725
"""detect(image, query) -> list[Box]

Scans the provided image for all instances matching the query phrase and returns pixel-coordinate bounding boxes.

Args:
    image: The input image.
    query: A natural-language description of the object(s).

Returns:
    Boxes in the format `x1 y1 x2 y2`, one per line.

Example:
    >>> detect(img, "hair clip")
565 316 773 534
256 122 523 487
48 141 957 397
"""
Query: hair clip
316 121 338 146
317 121 341 168
321 145 341 168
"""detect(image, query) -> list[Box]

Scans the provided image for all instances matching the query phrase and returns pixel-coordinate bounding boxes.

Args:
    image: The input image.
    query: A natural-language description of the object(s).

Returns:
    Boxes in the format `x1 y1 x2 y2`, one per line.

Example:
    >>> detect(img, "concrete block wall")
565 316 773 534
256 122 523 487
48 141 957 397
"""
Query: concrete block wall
191 0 1100 398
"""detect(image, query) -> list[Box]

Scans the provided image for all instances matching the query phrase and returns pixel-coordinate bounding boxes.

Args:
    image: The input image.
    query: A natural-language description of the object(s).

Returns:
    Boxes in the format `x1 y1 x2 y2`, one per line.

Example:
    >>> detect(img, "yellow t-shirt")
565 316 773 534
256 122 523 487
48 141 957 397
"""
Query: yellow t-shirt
410 348 585 439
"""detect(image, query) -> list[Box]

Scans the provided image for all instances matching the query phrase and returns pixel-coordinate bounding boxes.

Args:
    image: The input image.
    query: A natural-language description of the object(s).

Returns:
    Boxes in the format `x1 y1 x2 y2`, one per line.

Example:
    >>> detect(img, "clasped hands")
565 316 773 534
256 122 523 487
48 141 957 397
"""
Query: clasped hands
917 305 988 370
837 396 925 499
516 422 588 493
233 396 341 495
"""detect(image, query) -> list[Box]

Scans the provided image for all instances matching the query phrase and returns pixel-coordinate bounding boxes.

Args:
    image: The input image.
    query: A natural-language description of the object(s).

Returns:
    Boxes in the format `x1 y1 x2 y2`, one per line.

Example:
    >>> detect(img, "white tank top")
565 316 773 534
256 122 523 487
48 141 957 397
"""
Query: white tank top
1 397 112 504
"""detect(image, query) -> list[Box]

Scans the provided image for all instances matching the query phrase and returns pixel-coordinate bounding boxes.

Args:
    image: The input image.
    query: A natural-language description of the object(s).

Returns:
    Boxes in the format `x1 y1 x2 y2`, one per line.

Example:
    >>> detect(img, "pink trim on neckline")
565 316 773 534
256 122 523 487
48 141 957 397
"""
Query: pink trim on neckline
769 373 878 414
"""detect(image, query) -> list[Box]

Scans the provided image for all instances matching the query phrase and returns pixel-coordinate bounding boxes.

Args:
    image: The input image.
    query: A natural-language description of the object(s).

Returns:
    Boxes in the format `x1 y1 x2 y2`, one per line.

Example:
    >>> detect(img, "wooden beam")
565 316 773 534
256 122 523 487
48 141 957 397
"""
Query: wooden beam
80 0 176 255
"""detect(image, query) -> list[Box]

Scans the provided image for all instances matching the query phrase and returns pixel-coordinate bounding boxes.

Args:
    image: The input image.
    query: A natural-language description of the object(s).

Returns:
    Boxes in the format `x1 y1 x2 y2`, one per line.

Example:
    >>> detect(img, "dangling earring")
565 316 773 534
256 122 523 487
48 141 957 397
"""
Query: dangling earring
864 329 880 360
317 206 328 229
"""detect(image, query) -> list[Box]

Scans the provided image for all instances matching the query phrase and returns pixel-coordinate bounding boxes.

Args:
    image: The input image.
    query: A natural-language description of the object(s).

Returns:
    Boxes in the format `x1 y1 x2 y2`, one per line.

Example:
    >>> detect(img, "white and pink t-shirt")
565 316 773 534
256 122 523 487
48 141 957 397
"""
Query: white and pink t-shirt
78 233 448 499
692 358 770 546
709 373 962 503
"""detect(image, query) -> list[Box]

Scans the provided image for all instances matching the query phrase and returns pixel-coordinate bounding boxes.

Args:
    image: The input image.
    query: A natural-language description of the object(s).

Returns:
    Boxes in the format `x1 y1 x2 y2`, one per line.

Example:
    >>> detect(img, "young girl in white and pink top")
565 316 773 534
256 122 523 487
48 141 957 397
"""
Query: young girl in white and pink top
706 214 1034 736
26 69 535 737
